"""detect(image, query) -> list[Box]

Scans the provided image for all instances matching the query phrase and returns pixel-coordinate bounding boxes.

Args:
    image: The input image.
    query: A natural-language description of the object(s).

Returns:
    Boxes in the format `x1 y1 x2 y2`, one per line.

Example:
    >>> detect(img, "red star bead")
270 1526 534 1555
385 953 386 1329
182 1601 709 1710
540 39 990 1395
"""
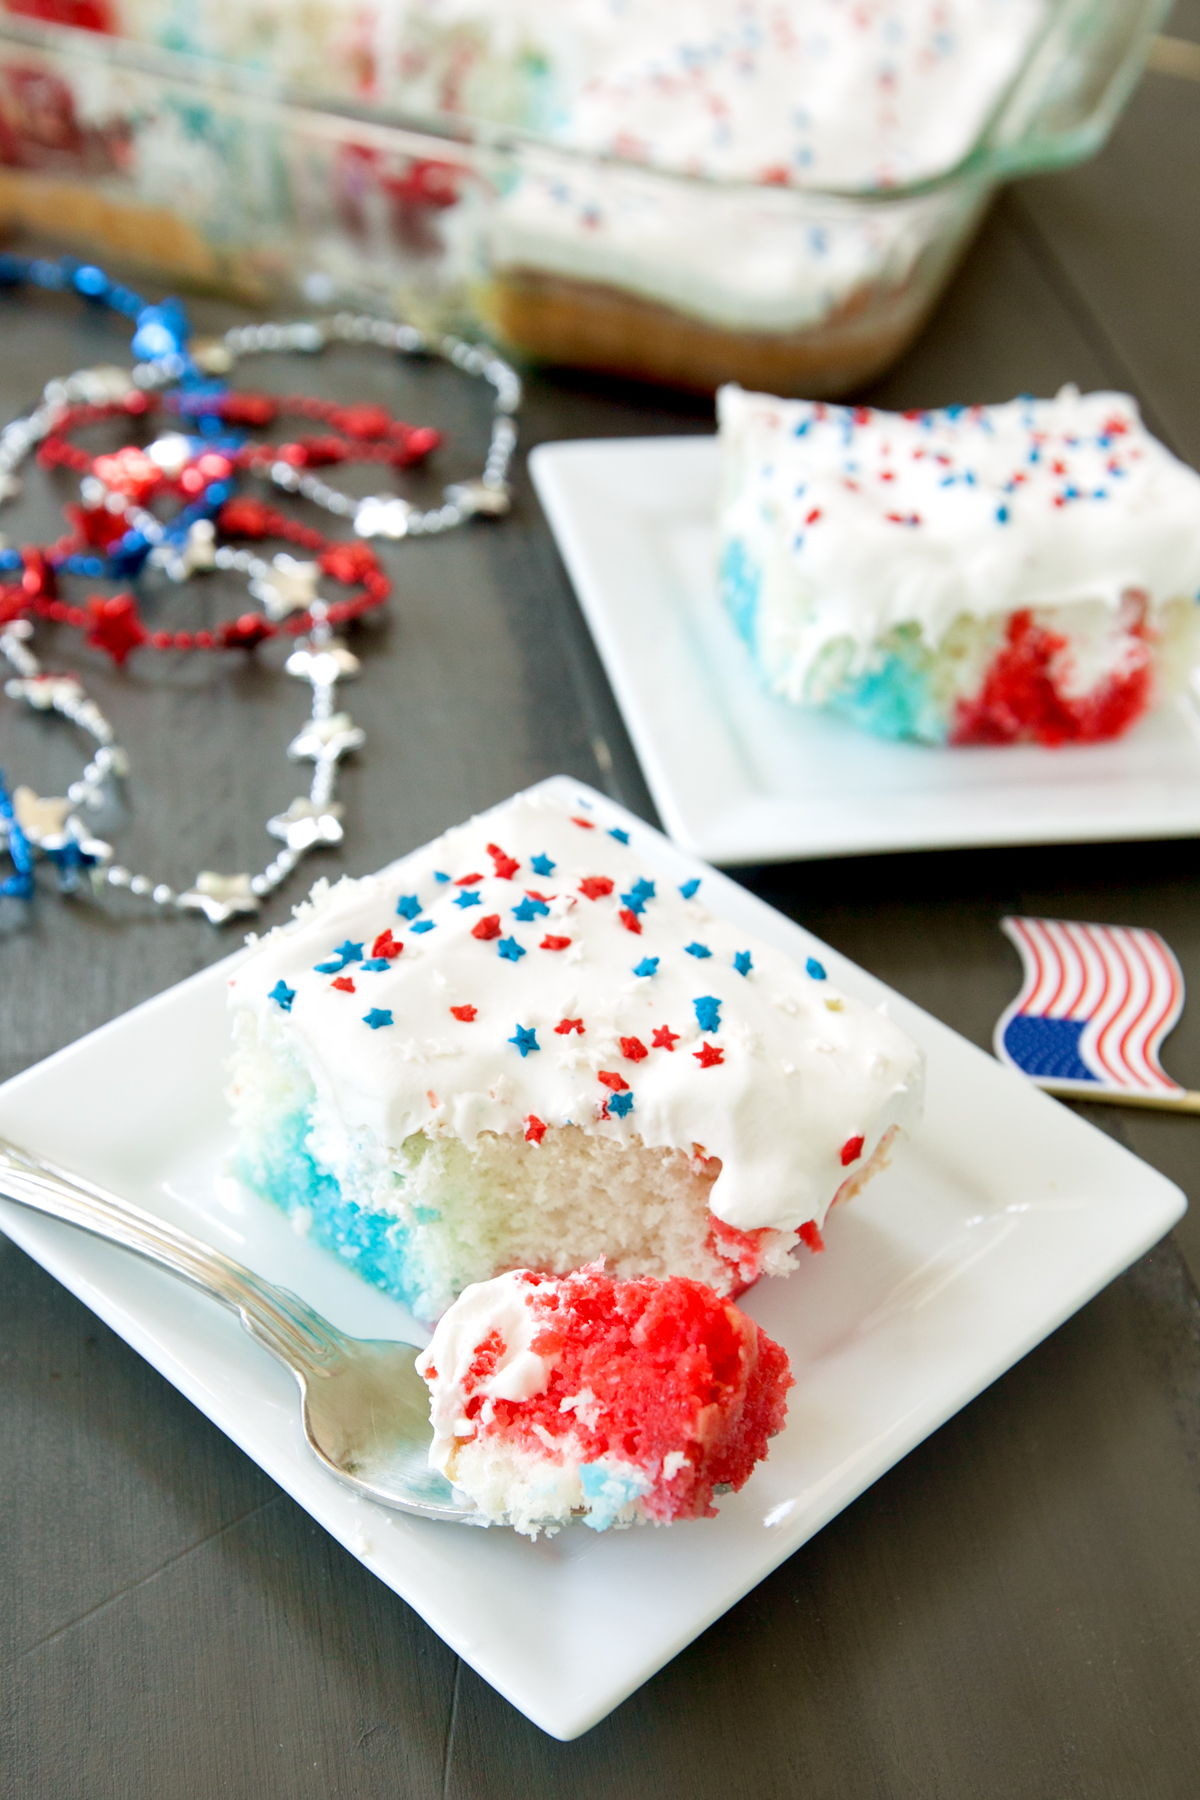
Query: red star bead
319 541 379 584
219 613 276 650
218 497 274 538
331 403 391 439
85 592 147 665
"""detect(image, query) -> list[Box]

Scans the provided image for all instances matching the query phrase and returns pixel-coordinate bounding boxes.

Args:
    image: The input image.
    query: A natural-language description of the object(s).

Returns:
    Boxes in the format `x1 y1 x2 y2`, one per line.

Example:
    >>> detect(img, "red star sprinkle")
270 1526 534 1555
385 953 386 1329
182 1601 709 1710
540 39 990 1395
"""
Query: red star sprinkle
620 1037 648 1062
571 817 594 829
618 908 642 935
840 1134 865 1166
450 1004 477 1021
471 915 502 941
652 1026 680 1051
455 871 484 885
525 890 554 903
693 1042 724 1068
798 1221 825 1254
555 1018 584 1035
85 592 147 665
541 935 571 951
597 1071 629 1092
371 929 403 959
487 843 519 880
579 876 613 900
524 1115 547 1145
331 976 356 993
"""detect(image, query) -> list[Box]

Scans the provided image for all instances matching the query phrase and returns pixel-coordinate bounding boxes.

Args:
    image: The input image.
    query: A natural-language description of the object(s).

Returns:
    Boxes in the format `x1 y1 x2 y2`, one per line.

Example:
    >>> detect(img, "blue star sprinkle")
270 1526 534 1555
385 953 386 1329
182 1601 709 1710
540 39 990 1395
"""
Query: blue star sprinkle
531 853 556 877
453 889 482 909
498 936 526 962
734 951 753 977
509 1024 539 1056
513 895 550 921
396 895 423 920
607 1090 635 1118
314 939 364 974
360 958 392 973
433 871 450 883
679 878 701 899
633 957 660 978
693 996 722 1033
363 1008 393 1030
619 889 647 916
410 920 436 934
685 942 712 959
269 980 295 1012
629 878 655 902
608 828 630 844
806 957 827 980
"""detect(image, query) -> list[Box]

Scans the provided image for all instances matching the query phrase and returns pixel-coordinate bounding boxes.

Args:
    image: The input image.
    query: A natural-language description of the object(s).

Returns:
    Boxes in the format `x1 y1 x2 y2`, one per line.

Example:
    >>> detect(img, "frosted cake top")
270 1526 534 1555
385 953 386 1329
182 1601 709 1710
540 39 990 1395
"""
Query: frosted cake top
228 789 921 1233
124 0 1046 190
385 0 1046 190
719 383 1200 675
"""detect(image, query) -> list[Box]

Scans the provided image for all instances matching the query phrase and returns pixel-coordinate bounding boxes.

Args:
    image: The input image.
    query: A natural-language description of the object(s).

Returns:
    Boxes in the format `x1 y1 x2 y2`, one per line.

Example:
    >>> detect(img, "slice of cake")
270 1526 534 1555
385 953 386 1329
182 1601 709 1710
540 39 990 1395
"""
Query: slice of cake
415 1263 793 1536
227 786 922 1321
719 383 1200 745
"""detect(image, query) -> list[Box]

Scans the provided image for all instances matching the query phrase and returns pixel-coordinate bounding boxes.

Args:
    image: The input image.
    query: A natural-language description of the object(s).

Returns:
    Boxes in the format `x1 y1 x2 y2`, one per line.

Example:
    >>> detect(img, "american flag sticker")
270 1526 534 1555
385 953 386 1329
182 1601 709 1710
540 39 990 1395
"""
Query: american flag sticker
995 917 1185 1098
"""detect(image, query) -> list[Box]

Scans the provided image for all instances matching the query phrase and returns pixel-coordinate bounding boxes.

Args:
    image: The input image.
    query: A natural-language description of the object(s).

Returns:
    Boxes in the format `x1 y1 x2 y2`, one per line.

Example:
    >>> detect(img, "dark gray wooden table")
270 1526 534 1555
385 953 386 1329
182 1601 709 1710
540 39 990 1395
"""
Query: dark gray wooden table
4 19 1200 1796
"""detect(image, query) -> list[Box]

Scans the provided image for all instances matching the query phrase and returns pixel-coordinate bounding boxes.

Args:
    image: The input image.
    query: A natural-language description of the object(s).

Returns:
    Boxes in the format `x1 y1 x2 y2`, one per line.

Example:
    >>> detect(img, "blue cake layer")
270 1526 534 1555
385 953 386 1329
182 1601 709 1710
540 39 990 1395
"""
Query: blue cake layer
719 543 950 744
236 1108 432 1315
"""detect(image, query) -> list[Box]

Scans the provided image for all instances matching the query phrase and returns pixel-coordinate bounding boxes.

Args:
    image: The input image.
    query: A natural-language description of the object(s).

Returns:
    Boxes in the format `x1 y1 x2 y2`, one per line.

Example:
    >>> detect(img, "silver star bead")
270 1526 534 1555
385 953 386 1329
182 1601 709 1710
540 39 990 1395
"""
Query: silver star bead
354 495 412 540
445 479 511 518
189 337 235 375
177 871 260 925
0 473 22 503
146 433 194 479
12 786 73 849
287 712 366 763
151 518 219 582
249 553 323 620
267 796 345 850
285 641 361 685
81 365 137 404
5 673 86 713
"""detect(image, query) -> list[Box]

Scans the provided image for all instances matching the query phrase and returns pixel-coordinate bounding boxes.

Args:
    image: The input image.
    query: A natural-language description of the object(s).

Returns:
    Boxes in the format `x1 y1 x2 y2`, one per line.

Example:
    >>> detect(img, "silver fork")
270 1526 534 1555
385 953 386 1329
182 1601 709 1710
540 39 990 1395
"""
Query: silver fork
0 1134 478 1523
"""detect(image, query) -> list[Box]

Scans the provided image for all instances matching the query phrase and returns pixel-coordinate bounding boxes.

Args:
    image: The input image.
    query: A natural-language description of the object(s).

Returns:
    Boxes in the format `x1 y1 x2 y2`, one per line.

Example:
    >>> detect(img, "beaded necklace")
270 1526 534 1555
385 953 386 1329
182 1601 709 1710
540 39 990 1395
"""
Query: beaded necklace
0 257 520 924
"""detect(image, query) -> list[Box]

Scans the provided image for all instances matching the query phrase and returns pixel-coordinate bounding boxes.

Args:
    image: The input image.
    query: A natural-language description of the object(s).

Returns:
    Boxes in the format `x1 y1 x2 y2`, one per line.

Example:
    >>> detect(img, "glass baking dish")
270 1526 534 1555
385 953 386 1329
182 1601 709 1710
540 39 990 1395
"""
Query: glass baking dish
0 1 1171 394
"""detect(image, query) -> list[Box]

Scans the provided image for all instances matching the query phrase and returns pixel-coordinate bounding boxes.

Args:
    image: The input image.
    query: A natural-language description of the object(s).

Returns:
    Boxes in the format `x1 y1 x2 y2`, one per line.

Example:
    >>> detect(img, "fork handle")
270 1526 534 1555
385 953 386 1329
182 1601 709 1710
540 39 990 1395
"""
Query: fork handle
0 1134 347 1375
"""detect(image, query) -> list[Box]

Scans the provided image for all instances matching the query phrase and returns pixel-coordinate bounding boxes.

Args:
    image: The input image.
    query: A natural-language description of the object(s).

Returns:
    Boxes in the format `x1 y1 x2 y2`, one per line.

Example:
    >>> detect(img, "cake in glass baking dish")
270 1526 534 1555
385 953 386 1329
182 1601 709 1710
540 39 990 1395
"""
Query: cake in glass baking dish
9 0 1154 395
415 1263 793 1535
718 383 1200 745
226 787 922 1322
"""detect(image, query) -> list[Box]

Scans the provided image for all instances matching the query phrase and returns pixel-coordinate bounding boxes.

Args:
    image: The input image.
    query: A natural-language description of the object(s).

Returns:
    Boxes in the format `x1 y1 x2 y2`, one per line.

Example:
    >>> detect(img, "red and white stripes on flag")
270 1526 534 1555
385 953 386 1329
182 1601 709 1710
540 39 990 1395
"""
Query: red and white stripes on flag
995 917 1185 1096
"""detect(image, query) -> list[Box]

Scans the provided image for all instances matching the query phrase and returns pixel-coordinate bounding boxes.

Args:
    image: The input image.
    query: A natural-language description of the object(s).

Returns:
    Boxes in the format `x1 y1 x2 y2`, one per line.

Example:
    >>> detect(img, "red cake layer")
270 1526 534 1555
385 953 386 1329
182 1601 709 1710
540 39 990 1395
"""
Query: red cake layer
455 1265 793 1521
950 606 1153 746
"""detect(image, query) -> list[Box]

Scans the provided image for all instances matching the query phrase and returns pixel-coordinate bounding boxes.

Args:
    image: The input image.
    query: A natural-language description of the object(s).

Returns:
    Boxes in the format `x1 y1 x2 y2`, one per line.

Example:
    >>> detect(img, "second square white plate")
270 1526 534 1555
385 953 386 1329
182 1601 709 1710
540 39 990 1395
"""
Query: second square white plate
531 436 1200 866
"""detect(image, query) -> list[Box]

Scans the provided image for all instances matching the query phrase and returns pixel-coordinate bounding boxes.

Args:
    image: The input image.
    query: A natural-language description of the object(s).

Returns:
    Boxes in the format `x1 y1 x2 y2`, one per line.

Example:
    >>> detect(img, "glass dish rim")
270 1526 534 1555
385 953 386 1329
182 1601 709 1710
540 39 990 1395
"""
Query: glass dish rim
0 0 1172 209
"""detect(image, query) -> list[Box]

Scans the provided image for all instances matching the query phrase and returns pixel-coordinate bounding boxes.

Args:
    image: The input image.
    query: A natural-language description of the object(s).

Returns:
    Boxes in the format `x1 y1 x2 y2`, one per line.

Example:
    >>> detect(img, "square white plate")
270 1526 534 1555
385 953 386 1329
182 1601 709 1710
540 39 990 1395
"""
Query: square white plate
531 437 1200 866
0 776 1184 1740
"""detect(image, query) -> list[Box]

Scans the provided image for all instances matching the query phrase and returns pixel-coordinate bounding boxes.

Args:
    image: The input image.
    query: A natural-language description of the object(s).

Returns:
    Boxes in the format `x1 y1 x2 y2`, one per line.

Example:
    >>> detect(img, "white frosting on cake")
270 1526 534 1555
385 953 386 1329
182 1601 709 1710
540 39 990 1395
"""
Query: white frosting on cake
416 1269 552 1471
227 789 922 1233
719 383 1200 687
